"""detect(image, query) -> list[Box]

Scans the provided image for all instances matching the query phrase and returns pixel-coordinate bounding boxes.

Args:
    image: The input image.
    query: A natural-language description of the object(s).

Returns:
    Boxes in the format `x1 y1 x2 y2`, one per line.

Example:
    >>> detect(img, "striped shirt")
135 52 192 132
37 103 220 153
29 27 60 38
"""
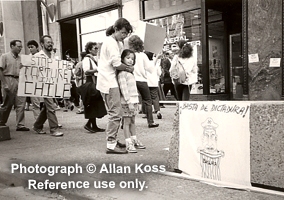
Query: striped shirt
117 71 139 104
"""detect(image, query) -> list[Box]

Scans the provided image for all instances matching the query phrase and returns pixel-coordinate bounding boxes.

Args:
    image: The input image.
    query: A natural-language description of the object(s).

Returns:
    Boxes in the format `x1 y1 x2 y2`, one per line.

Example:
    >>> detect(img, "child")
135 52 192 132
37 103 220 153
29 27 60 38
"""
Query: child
117 49 146 153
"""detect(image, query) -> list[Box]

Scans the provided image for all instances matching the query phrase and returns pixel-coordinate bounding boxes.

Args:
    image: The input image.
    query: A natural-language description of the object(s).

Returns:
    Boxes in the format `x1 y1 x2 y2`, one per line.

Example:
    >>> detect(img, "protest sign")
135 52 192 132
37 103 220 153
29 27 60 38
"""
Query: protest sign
132 20 166 55
18 55 73 98
178 101 251 187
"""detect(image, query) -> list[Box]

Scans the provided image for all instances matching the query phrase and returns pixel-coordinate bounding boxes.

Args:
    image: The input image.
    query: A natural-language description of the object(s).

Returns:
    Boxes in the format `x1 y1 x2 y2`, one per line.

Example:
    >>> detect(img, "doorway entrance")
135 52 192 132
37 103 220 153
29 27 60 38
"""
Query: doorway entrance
60 19 78 61
206 0 242 99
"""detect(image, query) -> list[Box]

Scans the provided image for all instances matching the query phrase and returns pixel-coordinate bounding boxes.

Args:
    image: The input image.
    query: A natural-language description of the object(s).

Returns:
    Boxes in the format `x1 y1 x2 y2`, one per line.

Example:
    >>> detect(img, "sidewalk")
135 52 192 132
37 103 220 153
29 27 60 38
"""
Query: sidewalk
0 105 283 200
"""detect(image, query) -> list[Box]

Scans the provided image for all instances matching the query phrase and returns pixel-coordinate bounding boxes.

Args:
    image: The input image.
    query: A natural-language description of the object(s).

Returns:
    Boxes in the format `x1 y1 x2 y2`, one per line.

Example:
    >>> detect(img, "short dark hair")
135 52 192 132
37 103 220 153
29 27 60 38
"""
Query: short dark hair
27 40 39 48
10 40 21 48
121 49 136 65
80 51 87 60
85 42 97 54
40 35 52 44
178 43 193 58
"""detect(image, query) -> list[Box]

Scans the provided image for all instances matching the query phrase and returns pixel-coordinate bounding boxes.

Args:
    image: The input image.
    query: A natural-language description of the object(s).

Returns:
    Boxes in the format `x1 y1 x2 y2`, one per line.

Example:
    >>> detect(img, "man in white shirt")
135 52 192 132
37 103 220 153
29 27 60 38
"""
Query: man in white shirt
32 35 63 137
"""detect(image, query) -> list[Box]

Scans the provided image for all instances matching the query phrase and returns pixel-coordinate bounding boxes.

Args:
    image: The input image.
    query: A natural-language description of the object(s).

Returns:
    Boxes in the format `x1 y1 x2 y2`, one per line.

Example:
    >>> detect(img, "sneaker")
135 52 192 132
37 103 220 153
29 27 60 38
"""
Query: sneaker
76 109 84 114
58 124 62 129
55 106 60 111
33 127 46 134
50 131 63 137
16 127 30 131
127 142 137 153
133 139 146 149
157 112 162 119
106 146 128 154
148 123 159 128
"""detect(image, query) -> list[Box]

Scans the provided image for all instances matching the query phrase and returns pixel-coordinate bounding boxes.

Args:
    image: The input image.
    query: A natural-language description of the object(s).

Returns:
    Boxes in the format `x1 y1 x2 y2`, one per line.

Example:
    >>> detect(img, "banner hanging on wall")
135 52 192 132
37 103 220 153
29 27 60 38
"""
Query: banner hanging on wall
18 55 72 98
178 101 251 187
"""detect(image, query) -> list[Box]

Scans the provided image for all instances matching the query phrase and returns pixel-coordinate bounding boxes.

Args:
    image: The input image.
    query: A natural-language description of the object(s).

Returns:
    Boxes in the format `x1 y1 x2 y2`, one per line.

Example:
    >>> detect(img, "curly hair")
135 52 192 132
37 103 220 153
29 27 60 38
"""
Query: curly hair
128 35 144 53
178 43 193 58
85 42 97 54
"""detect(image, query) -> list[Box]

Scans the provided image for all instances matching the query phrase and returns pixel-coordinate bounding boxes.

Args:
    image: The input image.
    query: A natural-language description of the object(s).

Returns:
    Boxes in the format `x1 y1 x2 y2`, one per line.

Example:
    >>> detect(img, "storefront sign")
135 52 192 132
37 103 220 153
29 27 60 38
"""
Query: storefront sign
18 55 72 98
179 101 251 187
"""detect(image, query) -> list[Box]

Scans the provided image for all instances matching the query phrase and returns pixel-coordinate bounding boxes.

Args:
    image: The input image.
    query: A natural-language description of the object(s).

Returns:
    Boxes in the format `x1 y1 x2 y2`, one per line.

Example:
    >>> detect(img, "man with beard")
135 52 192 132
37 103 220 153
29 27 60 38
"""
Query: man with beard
32 35 63 137
0 40 29 131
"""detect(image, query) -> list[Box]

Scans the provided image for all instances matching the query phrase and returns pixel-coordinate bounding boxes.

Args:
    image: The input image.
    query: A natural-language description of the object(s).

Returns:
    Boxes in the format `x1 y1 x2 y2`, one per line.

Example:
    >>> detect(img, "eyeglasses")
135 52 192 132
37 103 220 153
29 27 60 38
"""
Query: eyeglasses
120 30 130 37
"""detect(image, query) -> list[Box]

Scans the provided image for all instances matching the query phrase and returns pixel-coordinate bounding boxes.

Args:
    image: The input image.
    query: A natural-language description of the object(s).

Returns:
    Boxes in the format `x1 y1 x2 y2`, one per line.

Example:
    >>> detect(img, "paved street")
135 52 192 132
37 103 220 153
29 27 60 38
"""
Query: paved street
0 104 283 200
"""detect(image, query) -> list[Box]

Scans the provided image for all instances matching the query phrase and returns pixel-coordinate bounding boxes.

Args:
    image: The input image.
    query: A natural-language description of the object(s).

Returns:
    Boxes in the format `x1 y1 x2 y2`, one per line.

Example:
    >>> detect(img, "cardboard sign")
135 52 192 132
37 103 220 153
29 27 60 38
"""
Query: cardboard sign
132 21 166 55
18 55 72 98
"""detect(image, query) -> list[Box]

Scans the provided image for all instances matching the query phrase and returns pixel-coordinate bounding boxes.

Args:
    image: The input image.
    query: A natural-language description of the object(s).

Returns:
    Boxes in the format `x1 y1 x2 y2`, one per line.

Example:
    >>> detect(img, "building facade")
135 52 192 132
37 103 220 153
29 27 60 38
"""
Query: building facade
0 0 282 101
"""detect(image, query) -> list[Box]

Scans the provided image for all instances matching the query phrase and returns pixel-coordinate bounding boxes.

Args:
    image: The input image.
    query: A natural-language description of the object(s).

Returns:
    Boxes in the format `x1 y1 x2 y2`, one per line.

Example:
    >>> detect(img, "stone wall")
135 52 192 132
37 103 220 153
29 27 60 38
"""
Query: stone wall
167 102 284 189
248 0 282 100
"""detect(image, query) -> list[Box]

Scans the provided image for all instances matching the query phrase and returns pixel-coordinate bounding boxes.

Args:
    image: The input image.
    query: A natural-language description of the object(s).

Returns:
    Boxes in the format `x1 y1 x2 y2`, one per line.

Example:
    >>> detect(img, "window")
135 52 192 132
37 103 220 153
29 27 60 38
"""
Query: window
79 9 119 52
147 9 203 94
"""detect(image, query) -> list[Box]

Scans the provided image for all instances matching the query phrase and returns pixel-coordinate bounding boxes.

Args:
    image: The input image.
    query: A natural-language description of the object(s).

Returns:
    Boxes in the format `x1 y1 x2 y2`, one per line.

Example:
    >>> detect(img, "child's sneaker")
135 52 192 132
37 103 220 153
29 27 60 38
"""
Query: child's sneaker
127 142 137 153
133 139 146 149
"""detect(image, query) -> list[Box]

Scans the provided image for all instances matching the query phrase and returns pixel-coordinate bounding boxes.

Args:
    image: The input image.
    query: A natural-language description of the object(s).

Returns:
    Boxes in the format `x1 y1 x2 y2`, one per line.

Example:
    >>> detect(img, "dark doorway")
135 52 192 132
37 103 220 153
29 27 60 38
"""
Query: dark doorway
206 0 242 98
60 19 78 61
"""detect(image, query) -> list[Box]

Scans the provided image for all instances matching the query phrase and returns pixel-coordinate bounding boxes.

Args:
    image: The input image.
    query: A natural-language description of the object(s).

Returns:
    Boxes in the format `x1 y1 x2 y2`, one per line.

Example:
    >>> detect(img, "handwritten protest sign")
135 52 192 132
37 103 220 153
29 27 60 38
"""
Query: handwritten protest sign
18 55 73 98
179 101 251 187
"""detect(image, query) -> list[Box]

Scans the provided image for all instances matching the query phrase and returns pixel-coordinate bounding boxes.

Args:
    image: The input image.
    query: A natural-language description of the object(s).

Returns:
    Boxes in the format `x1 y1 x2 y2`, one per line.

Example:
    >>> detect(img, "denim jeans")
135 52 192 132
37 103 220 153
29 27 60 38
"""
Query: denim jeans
101 87 122 143
33 98 59 133
136 81 154 124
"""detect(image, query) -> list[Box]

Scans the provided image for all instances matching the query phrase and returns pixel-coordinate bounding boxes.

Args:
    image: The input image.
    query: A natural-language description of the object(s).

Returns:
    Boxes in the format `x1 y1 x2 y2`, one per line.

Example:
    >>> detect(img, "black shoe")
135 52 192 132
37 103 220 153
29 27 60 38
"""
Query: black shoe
106 146 128 154
160 105 165 108
142 115 147 119
16 127 30 131
93 127 105 132
157 113 162 119
117 140 126 148
84 125 95 133
0 123 6 126
69 105 74 111
148 123 159 128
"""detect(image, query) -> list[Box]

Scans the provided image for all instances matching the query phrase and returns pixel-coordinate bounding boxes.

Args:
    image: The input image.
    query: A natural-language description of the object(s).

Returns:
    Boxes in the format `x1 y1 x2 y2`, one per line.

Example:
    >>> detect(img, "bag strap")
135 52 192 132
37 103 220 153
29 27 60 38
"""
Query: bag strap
85 54 98 67
177 59 185 72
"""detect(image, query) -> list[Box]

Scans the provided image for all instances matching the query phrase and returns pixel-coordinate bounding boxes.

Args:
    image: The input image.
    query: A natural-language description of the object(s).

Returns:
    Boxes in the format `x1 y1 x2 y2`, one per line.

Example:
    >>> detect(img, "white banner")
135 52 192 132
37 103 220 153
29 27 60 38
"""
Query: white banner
179 101 251 187
18 55 72 98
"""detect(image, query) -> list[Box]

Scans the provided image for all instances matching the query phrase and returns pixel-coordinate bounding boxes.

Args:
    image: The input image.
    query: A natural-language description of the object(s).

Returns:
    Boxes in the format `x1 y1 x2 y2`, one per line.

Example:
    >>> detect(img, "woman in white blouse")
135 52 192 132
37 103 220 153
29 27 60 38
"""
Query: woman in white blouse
170 41 198 100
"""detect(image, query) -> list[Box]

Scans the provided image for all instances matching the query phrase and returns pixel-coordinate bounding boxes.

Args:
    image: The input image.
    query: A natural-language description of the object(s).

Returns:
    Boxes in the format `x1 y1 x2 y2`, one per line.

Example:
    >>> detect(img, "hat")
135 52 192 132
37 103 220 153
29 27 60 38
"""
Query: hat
201 117 218 129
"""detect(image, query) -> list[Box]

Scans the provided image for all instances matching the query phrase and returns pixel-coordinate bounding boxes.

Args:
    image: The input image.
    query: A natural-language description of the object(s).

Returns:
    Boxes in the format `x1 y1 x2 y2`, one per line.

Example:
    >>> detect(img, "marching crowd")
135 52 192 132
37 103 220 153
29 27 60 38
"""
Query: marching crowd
0 18 198 154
